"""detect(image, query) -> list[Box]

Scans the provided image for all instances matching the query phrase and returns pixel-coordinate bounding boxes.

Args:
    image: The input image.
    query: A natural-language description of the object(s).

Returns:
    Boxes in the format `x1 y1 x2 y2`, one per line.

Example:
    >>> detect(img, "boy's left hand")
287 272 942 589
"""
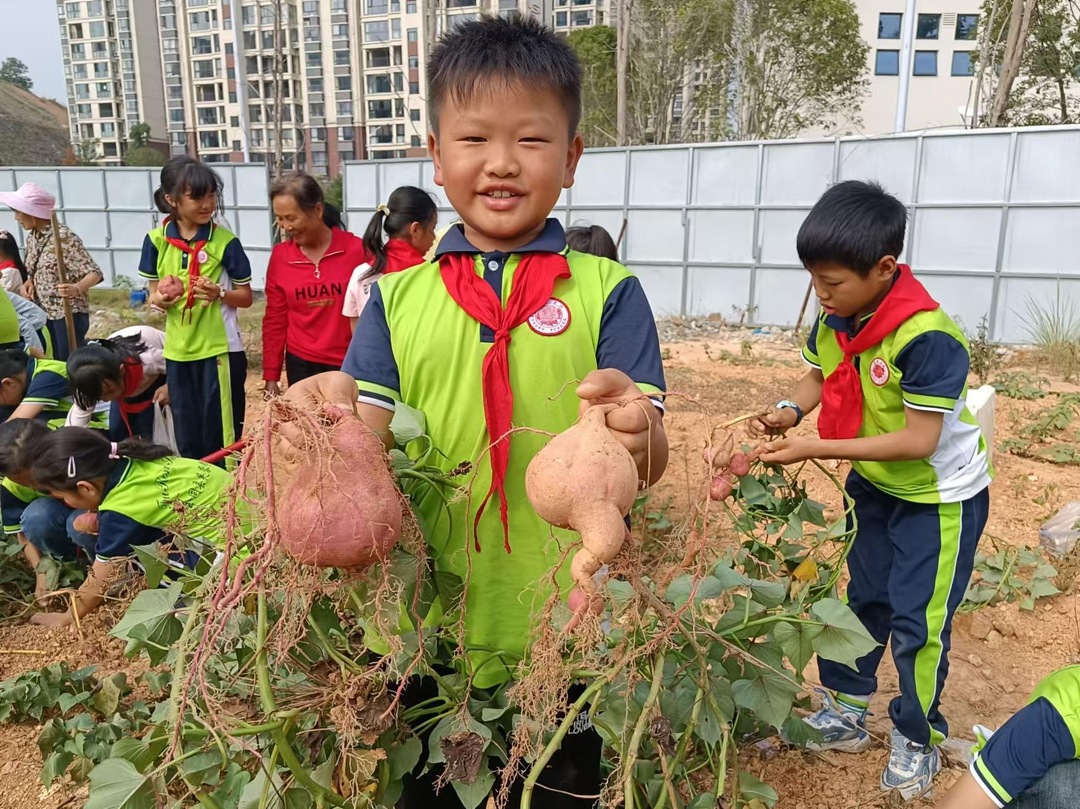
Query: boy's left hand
577 369 658 468
758 435 820 465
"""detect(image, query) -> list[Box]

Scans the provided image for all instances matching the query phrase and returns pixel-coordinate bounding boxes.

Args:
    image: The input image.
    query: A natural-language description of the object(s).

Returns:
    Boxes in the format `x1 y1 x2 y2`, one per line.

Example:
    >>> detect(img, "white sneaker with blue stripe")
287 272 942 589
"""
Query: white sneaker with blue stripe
786 689 871 753
880 727 941 801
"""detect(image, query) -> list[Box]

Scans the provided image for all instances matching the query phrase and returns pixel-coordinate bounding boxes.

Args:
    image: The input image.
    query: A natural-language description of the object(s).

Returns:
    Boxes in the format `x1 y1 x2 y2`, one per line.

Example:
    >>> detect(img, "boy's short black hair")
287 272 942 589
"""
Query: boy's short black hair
796 180 908 276
426 14 582 136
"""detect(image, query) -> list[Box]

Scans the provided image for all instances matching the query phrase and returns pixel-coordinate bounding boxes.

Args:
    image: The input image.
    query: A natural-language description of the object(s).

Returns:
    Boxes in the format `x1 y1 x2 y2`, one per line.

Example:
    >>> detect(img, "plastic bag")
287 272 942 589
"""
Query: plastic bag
1039 501 1080 557
152 403 179 453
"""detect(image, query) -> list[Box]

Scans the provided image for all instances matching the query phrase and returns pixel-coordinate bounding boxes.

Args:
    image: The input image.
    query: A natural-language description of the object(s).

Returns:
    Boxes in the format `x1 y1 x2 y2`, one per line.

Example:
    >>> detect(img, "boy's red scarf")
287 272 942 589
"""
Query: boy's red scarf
818 266 939 440
162 218 210 324
439 252 571 553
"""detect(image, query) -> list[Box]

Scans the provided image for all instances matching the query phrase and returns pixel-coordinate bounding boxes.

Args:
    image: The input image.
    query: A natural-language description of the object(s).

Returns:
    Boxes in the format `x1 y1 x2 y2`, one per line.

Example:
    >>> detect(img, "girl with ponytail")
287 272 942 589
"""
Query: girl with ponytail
140 157 252 467
342 186 438 330
0 229 29 294
28 427 242 627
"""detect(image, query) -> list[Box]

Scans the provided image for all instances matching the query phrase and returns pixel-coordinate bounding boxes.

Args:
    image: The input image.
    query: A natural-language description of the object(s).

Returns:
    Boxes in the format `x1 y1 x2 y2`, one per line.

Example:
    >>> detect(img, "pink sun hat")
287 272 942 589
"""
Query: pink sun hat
0 182 57 220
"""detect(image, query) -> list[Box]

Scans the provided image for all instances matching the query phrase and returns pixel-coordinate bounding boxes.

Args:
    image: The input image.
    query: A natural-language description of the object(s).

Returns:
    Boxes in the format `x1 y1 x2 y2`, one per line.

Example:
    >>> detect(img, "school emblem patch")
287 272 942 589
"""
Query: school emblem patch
528 298 571 336
197 250 209 264
869 357 890 387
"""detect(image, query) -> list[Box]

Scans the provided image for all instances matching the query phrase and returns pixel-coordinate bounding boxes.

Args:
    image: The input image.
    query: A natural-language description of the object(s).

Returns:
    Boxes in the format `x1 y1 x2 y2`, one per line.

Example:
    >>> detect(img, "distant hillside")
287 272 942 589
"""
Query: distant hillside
0 83 70 167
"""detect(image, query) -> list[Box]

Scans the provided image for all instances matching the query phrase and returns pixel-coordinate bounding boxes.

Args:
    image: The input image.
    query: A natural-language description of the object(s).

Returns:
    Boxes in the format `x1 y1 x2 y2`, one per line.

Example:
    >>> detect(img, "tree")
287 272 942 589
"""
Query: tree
127 146 166 167
627 0 732 144
126 123 166 166
568 26 618 147
324 176 343 210
973 0 1080 126
129 122 152 149
75 138 100 166
583 0 868 147
730 0 869 140
0 57 33 91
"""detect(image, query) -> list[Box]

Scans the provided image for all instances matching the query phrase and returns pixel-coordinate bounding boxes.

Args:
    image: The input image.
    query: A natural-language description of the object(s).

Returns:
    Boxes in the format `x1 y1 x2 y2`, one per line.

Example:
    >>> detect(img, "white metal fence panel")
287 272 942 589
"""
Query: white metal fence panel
344 125 1080 343
0 166 273 290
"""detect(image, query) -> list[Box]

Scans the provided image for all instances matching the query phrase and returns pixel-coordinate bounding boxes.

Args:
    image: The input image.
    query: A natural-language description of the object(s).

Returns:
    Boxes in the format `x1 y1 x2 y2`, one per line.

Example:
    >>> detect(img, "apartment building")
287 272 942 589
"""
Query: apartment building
57 0 167 165
550 0 605 32
833 0 983 135
57 0 610 175
356 0 557 162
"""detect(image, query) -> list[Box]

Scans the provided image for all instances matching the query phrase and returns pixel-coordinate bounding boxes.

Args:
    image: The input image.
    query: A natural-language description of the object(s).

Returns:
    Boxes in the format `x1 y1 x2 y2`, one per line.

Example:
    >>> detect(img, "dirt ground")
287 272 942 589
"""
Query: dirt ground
657 336 1080 809
2 307 1079 809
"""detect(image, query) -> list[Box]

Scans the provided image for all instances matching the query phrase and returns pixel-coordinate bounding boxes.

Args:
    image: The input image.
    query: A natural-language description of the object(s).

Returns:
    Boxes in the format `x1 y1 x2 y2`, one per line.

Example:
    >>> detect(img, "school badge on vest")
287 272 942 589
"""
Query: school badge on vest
528 298 571 336
869 357 890 386
197 250 209 264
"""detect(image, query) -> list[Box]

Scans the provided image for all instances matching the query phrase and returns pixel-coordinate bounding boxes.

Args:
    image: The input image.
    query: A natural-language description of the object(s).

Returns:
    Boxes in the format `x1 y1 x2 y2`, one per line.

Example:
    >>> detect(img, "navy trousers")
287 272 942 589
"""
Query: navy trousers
166 352 246 466
819 470 989 746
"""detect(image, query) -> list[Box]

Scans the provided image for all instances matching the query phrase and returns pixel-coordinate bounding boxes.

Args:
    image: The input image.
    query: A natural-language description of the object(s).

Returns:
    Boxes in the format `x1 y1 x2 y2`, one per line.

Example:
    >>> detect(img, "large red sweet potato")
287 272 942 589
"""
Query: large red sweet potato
277 407 402 568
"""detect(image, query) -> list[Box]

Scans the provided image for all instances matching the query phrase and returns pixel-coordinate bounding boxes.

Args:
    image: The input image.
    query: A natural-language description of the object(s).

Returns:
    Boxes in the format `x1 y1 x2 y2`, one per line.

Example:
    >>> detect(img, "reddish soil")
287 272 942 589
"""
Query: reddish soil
1 336 1078 809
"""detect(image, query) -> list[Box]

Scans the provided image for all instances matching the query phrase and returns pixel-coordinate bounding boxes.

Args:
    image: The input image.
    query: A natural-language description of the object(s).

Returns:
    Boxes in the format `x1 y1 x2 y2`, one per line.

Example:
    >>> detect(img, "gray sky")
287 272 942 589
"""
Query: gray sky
3 0 66 104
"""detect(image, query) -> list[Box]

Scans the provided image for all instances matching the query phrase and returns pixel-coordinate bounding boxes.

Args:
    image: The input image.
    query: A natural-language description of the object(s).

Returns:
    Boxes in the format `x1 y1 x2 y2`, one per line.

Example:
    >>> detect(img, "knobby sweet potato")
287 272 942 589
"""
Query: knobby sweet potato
526 404 639 598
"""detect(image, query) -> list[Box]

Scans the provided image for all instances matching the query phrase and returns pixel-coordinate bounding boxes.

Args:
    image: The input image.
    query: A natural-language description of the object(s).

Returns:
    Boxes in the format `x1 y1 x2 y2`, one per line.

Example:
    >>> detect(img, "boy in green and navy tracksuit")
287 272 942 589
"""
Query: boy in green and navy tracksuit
937 666 1080 808
753 181 992 801
285 17 668 809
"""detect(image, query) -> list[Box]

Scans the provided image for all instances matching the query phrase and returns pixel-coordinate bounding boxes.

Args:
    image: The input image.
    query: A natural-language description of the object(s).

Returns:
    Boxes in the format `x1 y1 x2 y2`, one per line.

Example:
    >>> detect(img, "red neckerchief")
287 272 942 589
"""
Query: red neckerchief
162 217 211 324
116 359 151 437
0 260 16 273
439 251 571 553
818 266 939 440
383 239 426 274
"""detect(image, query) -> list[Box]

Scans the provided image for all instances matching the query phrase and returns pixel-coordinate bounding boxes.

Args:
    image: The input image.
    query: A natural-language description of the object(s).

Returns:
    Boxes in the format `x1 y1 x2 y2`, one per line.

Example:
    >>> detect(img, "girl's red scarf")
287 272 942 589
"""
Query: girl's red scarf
439 252 571 553
382 239 425 274
162 218 211 324
115 358 151 437
0 260 16 273
818 265 939 440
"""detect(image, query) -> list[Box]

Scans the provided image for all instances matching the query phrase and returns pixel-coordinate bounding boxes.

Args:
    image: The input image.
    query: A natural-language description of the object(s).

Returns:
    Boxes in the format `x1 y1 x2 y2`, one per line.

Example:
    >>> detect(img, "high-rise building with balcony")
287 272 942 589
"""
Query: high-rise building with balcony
551 0 605 32
57 0 167 165
56 0 616 175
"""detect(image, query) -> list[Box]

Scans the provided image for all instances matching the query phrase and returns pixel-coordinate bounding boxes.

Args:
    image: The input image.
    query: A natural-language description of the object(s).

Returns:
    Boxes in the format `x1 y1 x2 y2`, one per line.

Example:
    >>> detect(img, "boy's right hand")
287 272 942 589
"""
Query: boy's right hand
749 405 799 437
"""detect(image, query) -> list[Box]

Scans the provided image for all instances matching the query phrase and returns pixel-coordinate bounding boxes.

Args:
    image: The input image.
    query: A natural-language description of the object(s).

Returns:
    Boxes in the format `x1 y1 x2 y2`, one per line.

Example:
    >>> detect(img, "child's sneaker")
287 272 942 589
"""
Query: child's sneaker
786 690 871 753
880 727 941 801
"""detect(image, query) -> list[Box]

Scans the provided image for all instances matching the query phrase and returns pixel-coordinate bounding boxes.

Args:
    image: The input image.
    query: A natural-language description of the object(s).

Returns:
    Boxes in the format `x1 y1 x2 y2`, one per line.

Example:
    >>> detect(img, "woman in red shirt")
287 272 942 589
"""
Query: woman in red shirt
263 173 370 397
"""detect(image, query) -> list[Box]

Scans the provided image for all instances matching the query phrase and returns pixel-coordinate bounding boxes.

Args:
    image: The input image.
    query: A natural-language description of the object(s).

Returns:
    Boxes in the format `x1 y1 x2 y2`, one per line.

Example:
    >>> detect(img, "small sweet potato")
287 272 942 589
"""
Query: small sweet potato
278 406 402 568
158 275 184 300
729 452 751 477
526 404 639 597
703 433 735 472
72 512 99 535
709 474 735 501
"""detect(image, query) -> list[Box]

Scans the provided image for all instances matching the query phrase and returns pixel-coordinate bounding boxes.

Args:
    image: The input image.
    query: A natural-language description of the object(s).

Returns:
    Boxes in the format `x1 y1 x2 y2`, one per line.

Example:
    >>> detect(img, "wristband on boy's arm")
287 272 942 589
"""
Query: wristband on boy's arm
776 400 804 426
